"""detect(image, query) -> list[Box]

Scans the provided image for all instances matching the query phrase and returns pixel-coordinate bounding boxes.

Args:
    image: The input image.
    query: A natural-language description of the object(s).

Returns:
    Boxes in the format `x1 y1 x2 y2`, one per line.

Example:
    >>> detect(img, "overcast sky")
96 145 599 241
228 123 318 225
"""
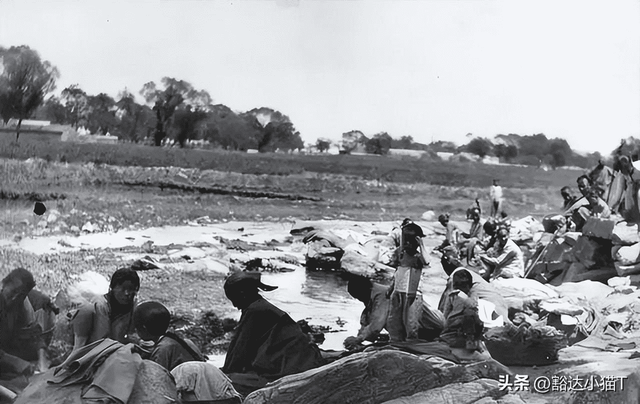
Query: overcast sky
1 0 639 153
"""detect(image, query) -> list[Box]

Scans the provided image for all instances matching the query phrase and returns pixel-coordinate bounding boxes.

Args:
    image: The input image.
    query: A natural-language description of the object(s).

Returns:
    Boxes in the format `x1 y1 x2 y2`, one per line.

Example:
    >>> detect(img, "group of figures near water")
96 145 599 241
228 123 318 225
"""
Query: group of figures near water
2 156 640 403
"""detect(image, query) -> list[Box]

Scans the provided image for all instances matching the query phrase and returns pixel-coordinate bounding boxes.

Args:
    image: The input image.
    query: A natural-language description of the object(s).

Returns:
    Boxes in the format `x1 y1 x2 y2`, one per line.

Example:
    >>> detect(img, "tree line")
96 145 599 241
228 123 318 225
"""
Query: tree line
0 45 624 167
0 45 303 151
335 130 603 169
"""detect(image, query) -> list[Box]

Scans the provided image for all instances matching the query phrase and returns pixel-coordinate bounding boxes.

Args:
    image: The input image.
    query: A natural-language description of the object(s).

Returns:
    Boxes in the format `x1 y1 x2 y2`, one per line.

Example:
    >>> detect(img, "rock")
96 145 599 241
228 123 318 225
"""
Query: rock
581 217 617 239
340 249 395 278
131 256 160 271
243 351 507 404
81 221 94 233
421 210 436 221
572 236 612 269
562 232 581 247
614 243 640 266
380 378 504 404
177 258 229 275
615 261 640 277
612 222 640 245
65 271 109 306
47 210 59 223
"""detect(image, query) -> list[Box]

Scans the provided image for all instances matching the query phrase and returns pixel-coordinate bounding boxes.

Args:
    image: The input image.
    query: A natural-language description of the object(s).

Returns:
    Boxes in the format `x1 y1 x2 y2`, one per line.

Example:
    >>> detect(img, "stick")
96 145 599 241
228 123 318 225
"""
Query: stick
524 226 562 279
0 384 17 401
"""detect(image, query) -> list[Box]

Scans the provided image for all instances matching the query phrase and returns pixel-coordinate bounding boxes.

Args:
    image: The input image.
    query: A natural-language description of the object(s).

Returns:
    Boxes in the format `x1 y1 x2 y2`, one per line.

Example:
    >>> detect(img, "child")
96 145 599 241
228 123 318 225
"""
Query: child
134 301 243 403
439 269 485 351
133 301 206 371
386 222 429 342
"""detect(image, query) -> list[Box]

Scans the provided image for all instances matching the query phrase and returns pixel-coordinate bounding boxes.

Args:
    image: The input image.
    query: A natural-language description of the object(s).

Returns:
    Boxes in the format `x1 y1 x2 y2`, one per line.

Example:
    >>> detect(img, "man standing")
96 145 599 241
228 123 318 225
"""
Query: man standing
489 179 504 218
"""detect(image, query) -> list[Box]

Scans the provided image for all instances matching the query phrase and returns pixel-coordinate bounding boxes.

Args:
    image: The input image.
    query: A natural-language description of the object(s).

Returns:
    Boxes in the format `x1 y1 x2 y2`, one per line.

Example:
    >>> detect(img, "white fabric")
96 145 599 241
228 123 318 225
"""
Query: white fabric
477 299 503 328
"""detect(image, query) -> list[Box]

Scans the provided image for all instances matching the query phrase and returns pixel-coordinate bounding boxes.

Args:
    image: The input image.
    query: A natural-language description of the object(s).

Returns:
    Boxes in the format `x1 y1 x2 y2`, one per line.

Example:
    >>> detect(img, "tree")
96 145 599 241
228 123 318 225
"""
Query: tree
365 132 393 155
86 93 117 135
258 121 303 152
315 138 331 153
245 107 303 152
494 143 518 161
173 105 208 147
546 138 572 168
34 95 69 124
115 89 156 142
140 77 212 146
466 137 493 158
340 130 364 154
392 135 414 150
201 105 261 150
61 84 90 130
519 133 548 160
0 45 59 140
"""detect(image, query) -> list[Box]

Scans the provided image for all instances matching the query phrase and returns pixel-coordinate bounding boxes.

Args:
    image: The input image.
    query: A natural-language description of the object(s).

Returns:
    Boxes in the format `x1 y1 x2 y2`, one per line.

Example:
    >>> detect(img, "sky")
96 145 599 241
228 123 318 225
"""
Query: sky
1 0 639 154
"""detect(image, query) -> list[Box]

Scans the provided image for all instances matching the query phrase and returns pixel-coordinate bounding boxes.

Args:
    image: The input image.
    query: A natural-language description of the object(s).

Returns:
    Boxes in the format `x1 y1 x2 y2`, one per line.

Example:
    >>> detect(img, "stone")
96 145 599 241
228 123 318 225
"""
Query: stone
81 221 94 233
380 379 505 404
572 236 612 269
615 261 640 277
421 210 436 221
562 232 581 247
565 267 617 283
612 222 640 245
340 249 395 278
243 351 508 404
613 243 640 266
47 210 59 223
581 217 617 239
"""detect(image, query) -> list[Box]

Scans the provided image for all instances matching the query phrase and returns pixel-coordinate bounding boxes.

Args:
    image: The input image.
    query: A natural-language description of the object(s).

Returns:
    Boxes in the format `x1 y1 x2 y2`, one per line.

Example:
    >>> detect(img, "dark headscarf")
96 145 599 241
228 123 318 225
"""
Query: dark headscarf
224 271 278 294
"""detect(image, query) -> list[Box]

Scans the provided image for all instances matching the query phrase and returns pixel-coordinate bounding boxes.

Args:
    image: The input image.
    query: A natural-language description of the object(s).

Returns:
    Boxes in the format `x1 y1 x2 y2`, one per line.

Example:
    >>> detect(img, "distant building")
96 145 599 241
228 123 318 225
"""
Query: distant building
388 149 428 158
0 120 77 142
436 152 454 161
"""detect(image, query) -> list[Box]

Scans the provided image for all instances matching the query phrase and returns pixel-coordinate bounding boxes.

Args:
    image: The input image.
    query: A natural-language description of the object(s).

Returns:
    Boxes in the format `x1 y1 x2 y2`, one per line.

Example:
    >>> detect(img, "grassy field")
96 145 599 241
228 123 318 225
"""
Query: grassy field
0 136 584 188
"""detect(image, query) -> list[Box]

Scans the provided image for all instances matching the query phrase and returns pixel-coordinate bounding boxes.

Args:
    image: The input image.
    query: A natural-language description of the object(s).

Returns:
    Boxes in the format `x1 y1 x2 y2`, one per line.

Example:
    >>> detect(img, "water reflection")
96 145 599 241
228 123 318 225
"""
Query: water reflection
259 268 363 351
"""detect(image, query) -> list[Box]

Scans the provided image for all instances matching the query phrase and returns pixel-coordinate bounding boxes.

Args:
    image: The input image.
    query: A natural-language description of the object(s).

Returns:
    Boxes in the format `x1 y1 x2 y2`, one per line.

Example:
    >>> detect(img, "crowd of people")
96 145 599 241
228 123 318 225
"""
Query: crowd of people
552 155 640 234
0 217 514 402
3 156 637 402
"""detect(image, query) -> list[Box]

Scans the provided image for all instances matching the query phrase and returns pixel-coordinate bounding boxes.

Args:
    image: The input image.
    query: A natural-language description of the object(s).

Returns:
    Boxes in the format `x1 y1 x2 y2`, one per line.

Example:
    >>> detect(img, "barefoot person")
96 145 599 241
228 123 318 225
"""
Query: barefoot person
386 223 429 342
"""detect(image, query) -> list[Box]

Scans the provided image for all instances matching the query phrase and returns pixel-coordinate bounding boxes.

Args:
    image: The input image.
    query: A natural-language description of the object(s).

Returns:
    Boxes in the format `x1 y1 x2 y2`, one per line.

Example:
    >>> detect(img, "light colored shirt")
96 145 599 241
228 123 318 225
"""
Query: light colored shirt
490 185 503 201
487 238 524 279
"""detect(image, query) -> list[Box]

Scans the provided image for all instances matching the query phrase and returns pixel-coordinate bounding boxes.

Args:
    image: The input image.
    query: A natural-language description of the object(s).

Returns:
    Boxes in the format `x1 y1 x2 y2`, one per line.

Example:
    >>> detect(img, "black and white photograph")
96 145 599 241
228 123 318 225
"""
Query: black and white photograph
1 0 639 402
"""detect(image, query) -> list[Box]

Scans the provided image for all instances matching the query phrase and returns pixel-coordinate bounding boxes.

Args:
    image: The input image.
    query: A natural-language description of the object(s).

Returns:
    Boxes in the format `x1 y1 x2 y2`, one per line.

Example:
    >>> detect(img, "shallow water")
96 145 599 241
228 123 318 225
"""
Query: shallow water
4 220 450 365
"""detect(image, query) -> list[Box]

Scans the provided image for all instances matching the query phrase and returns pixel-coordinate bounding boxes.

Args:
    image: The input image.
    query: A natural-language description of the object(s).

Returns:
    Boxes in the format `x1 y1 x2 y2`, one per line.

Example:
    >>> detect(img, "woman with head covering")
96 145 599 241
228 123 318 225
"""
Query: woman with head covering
222 272 325 395
70 267 140 352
